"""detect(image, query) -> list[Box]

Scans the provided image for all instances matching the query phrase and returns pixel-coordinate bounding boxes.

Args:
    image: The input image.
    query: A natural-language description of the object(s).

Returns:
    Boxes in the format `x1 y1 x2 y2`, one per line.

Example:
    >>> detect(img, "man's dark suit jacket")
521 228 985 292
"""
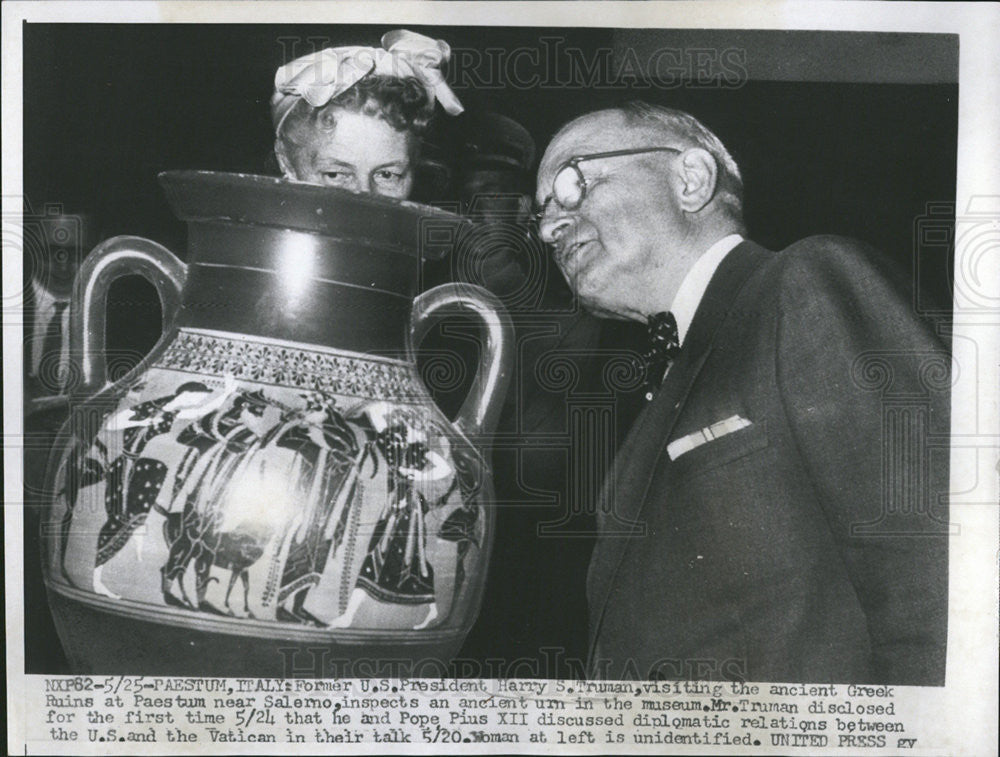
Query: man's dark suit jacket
588 237 950 685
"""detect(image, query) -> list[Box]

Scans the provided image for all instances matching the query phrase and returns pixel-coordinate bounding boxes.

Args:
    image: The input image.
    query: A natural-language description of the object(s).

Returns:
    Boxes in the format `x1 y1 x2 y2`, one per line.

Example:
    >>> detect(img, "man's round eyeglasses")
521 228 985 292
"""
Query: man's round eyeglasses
535 146 683 221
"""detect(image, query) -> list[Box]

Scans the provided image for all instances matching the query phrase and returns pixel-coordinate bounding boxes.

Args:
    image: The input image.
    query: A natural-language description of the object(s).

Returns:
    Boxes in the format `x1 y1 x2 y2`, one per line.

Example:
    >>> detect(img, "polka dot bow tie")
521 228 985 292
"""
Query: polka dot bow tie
638 311 681 400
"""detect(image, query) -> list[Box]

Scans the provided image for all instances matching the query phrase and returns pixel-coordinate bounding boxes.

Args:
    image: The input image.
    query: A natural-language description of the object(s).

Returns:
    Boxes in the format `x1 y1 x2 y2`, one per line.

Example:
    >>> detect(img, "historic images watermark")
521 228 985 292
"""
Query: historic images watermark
275 645 749 683
4 200 87 319
276 36 749 91
913 197 1000 317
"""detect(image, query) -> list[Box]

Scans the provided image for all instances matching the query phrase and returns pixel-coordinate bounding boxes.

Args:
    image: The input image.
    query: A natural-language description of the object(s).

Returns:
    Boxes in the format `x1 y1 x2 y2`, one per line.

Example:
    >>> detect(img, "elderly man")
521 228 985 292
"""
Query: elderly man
535 102 949 684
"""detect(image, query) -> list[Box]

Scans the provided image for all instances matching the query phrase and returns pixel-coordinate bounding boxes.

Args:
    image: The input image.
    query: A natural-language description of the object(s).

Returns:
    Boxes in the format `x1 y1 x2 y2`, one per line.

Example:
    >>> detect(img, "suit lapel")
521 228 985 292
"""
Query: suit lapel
587 240 772 665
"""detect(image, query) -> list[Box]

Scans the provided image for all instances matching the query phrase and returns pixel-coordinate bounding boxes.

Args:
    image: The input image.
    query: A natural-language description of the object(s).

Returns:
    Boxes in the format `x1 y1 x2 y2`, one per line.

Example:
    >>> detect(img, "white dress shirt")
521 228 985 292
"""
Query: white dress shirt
669 233 744 346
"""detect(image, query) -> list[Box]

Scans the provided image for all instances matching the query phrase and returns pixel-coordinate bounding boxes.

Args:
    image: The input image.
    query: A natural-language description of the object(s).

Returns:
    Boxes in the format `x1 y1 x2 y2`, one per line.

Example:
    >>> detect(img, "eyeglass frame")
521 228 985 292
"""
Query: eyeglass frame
535 146 684 221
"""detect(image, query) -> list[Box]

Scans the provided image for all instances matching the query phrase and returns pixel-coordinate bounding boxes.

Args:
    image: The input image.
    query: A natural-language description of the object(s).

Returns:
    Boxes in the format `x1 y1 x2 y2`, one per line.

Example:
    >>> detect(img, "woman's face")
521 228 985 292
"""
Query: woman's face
282 109 415 199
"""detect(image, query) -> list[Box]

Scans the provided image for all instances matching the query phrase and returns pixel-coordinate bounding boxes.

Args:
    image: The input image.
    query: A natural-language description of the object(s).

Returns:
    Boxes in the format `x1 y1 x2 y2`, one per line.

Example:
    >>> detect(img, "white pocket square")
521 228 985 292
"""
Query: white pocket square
667 415 752 461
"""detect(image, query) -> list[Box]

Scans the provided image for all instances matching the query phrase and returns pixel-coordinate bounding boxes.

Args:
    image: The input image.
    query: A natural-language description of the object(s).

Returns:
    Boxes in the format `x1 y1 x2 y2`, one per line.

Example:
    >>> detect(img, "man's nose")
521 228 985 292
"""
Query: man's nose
357 174 373 194
539 208 574 244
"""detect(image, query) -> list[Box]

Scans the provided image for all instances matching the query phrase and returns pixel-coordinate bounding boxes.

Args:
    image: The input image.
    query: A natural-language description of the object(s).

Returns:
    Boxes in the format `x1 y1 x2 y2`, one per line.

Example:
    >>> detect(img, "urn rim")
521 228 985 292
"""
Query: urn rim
158 170 470 261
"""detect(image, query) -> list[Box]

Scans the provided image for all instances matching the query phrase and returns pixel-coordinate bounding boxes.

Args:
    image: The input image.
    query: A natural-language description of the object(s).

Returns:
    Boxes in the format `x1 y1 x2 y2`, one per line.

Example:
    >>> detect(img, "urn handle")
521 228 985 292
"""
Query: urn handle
409 283 514 439
70 235 187 397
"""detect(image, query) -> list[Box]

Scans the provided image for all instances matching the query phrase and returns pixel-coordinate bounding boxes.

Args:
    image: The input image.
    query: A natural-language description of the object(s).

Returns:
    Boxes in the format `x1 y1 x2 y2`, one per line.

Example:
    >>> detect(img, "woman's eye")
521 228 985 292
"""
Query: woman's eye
374 169 404 185
321 171 354 186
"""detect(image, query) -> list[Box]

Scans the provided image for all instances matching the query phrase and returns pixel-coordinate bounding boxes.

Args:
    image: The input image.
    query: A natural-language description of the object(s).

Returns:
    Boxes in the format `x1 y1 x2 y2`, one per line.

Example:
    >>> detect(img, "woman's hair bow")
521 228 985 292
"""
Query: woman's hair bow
271 29 463 134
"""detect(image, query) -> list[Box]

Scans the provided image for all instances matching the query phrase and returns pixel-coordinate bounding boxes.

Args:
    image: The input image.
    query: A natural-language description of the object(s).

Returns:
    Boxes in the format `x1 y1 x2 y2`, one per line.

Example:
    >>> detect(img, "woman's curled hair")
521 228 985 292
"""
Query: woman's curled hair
280 74 434 155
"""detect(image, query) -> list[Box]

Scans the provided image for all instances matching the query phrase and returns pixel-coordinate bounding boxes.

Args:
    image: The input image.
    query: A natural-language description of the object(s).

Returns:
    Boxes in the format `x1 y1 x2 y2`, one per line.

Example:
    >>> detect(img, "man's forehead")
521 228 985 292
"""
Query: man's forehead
543 113 626 161
537 111 663 192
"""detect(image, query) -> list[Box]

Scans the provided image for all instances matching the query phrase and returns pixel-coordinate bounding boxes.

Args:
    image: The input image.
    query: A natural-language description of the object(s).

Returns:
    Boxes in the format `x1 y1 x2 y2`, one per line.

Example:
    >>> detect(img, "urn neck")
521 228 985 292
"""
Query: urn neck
176 221 420 359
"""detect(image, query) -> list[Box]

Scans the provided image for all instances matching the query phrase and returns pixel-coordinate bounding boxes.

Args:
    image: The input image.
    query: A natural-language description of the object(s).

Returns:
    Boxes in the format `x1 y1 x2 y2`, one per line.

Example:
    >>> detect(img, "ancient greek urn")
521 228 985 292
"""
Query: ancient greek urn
41 171 512 676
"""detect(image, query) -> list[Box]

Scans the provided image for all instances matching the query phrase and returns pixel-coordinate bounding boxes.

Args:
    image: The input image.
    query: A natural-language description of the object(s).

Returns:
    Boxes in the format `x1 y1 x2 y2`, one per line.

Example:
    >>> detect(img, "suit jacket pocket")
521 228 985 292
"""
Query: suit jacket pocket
666 420 769 482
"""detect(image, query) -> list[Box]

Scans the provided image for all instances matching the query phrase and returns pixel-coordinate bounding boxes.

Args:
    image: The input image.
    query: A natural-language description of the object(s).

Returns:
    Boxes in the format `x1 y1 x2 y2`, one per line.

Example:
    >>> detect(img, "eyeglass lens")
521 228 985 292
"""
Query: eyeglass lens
552 164 585 210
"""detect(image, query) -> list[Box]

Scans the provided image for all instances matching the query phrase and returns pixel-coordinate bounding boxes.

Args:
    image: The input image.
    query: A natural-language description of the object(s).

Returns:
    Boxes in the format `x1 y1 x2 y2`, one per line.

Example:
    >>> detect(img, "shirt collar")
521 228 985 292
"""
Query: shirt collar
669 233 743 345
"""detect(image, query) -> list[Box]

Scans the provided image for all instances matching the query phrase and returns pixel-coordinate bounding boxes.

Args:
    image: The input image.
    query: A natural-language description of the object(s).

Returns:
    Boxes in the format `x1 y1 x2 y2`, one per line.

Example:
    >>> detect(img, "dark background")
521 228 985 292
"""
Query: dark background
23 25 958 294
22 24 957 674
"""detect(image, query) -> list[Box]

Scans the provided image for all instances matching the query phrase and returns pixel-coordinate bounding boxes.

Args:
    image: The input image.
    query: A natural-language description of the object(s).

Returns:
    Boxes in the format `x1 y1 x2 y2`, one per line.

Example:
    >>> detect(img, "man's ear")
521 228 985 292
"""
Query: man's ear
274 138 295 179
676 148 718 213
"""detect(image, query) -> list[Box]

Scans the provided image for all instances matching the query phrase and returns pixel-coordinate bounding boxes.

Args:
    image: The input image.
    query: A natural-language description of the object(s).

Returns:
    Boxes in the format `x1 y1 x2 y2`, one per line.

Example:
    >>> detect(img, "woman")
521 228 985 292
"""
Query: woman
270 29 463 198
